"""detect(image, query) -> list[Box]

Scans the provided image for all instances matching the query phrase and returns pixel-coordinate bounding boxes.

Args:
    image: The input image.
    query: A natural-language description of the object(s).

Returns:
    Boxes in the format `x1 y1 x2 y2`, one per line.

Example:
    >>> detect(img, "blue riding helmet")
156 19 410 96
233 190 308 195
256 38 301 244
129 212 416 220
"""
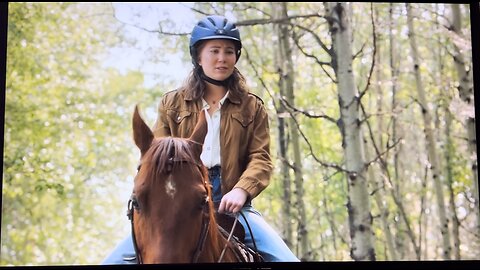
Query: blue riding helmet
189 15 242 64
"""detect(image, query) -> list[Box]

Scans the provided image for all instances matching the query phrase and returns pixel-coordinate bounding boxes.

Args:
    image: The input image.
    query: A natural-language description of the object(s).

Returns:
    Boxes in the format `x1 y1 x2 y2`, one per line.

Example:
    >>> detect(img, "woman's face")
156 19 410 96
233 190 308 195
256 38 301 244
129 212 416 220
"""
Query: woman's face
197 39 236 81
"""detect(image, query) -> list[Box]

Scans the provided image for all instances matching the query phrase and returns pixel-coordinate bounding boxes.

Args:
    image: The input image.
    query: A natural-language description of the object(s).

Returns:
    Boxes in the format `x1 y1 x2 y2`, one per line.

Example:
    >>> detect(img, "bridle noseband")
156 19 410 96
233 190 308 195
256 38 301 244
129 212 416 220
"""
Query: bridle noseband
127 158 212 264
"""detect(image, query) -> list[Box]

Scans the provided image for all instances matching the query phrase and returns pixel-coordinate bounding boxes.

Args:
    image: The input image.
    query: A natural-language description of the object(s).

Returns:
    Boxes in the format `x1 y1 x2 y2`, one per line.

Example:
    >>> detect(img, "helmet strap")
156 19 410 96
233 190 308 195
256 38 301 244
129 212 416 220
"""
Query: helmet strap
199 68 230 87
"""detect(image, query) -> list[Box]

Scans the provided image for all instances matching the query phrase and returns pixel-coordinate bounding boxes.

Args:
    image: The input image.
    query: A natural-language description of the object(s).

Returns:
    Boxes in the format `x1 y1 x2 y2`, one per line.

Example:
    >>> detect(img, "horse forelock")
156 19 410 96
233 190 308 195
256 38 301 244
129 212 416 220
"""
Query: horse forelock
143 137 197 183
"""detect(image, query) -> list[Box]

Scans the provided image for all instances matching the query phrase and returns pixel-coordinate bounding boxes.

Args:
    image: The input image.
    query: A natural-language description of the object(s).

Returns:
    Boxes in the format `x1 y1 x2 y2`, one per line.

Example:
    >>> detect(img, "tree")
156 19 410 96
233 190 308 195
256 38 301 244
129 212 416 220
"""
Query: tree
449 4 479 239
2 3 156 264
324 2 375 261
406 3 451 260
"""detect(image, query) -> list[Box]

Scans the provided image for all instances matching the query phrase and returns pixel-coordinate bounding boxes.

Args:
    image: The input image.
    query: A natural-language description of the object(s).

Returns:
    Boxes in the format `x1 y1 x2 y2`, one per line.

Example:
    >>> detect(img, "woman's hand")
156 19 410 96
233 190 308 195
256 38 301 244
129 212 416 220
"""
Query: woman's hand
218 188 248 214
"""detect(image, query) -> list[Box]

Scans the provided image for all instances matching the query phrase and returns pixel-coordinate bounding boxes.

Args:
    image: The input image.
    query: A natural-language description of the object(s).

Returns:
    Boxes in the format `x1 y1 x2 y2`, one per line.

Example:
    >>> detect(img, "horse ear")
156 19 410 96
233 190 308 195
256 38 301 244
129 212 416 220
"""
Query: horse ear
133 105 154 156
188 110 208 159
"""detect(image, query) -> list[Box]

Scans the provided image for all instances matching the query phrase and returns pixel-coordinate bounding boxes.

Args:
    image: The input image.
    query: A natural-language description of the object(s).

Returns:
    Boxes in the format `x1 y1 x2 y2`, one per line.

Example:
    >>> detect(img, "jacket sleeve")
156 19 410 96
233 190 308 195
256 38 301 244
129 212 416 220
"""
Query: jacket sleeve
152 95 171 138
233 99 273 200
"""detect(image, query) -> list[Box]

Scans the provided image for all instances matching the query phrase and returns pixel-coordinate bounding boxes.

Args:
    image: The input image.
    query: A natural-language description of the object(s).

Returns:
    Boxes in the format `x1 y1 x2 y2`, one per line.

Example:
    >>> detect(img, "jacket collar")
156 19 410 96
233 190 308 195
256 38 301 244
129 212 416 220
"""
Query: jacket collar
225 90 241 105
182 88 242 105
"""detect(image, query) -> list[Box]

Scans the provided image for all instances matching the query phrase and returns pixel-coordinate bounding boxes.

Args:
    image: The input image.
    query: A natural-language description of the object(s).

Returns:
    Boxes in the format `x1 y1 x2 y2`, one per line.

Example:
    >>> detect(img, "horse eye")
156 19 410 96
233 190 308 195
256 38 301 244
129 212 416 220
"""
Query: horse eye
132 197 141 210
199 195 209 209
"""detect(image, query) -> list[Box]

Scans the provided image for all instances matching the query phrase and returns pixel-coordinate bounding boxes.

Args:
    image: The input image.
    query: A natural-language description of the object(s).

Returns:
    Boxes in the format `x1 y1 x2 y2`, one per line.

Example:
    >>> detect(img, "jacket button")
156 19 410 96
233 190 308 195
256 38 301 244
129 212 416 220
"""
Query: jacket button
177 116 181 121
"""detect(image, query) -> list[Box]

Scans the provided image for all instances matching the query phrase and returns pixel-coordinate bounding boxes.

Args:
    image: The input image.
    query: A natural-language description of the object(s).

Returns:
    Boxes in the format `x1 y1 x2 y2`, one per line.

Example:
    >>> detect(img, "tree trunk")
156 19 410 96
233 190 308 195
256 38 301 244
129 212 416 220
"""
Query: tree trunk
406 3 451 259
370 12 397 258
435 5 461 258
322 188 338 259
450 4 479 238
325 2 375 261
273 2 310 260
365 141 397 260
418 164 429 259
271 2 293 250
388 3 408 259
445 110 461 259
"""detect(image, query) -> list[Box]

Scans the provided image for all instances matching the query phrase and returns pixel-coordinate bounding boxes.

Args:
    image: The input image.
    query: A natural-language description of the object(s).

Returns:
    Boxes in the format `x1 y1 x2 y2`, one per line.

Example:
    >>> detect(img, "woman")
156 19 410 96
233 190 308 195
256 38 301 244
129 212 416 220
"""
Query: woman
102 14 299 263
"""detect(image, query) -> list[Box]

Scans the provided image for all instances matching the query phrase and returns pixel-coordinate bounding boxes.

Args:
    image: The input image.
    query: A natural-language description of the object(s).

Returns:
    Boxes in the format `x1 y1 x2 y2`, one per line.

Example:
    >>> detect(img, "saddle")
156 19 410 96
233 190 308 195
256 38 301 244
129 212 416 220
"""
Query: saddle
215 211 263 263
215 212 246 243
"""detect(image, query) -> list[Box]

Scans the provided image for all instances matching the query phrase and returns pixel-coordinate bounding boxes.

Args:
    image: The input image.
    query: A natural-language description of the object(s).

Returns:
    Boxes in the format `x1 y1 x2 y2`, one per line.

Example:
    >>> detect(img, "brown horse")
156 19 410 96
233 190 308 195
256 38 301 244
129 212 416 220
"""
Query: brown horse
130 105 257 263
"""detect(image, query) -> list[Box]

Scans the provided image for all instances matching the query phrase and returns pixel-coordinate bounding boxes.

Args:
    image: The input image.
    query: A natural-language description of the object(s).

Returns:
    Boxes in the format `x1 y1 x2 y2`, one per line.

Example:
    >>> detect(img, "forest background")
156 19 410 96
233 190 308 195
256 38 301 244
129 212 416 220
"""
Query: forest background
1 2 479 265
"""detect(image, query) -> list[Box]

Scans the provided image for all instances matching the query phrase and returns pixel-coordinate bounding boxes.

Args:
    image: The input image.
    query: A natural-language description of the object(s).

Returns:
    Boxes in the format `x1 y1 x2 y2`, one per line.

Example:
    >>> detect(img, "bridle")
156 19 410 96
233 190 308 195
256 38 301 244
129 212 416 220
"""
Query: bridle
127 157 212 264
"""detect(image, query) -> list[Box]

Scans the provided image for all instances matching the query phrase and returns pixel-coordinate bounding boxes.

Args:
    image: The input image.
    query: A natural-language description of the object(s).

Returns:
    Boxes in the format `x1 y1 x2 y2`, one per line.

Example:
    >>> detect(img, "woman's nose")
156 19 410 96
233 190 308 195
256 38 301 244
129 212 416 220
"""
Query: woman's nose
217 52 226 62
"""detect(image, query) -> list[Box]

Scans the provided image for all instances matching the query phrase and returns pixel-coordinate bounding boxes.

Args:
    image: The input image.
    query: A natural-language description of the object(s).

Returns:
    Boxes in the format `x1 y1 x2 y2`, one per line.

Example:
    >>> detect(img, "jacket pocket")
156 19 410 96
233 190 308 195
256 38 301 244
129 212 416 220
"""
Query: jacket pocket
167 110 192 124
232 112 254 128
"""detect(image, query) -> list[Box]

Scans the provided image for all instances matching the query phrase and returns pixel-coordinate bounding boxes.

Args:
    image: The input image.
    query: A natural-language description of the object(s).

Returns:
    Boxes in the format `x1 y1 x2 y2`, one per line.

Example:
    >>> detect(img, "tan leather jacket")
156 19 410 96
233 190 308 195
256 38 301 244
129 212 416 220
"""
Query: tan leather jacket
152 88 273 201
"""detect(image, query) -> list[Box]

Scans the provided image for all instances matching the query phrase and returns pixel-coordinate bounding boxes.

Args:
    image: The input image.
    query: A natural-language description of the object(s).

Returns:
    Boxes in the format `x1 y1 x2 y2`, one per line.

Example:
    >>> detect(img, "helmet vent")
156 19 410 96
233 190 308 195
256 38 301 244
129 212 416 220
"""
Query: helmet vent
207 17 216 27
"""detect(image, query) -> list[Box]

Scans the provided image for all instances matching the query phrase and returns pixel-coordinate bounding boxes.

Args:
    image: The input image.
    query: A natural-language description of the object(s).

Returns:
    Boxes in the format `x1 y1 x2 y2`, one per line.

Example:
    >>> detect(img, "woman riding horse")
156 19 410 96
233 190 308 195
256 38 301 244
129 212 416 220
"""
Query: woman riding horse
102 14 299 264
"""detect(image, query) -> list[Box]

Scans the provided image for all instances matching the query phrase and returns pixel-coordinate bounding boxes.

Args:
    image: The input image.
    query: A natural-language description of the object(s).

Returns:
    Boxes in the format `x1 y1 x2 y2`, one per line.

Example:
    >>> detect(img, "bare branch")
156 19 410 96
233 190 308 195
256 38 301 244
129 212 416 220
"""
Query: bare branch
185 5 210 16
235 4 272 18
358 3 378 102
110 5 189 36
278 95 338 124
360 102 400 172
243 47 349 174
359 110 395 126
236 13 324 26
364 138 401 170
352 42 366 60
292 30 337 83
291 22 331 56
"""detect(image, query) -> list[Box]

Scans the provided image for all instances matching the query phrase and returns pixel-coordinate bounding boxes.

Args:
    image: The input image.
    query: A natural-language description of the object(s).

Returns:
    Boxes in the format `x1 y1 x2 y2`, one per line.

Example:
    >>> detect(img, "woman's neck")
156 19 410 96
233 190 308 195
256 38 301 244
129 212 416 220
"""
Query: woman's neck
204 83 227 104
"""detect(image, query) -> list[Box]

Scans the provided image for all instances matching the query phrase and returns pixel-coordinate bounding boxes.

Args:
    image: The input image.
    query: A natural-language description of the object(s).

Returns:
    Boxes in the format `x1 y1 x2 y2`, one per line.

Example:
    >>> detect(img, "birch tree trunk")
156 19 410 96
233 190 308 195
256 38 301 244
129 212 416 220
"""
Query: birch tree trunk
325 2 375 261
271 2 293 250
450 4 479 238
388 3 408 259
370 12 397 258
365 141 397 260
434 5 461 258
445 109 461 259
322 188 338 259
406 3 451 259
273 2 310 260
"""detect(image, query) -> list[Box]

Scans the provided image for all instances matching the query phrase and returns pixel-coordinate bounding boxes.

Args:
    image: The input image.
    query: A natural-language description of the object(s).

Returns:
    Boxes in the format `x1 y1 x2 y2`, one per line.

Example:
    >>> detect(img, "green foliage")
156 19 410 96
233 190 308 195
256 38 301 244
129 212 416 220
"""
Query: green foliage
2 3 155 265
2 2 476 264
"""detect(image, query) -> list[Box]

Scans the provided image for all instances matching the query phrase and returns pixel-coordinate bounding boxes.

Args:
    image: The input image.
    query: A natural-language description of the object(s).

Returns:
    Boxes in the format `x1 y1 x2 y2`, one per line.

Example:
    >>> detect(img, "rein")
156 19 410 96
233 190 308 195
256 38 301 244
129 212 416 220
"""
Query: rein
127 195 143 264
217 213 239 262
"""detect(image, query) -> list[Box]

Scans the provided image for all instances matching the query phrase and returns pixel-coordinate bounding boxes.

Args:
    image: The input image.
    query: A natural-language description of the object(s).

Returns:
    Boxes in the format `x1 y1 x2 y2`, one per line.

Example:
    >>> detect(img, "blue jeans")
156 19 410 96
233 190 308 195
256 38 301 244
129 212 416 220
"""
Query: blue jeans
102 167 299 263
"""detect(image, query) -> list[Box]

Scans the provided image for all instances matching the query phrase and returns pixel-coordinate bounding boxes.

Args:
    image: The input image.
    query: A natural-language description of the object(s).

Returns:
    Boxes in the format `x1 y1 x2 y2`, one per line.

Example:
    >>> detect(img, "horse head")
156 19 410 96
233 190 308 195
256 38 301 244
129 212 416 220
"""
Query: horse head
131 105 218 263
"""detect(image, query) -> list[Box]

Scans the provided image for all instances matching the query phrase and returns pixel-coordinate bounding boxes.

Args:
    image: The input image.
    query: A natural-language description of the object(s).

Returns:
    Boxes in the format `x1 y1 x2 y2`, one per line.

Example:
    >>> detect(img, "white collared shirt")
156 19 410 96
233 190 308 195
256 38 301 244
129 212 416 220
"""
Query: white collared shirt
200 91 229 169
